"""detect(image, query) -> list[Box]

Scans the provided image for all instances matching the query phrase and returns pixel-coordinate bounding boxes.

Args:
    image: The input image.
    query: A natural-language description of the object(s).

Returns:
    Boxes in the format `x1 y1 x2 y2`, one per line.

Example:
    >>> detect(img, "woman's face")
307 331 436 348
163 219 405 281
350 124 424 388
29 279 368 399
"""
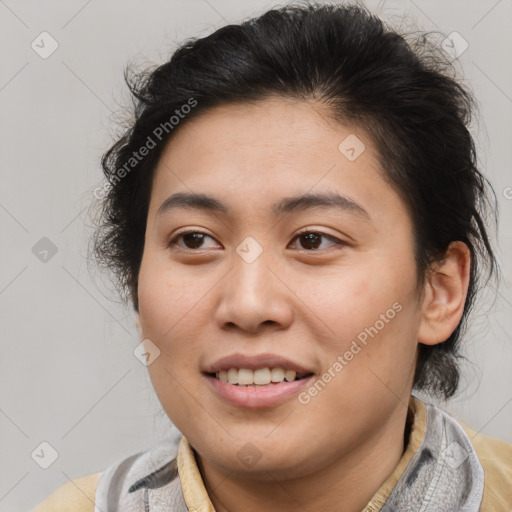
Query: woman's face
137 97 424 479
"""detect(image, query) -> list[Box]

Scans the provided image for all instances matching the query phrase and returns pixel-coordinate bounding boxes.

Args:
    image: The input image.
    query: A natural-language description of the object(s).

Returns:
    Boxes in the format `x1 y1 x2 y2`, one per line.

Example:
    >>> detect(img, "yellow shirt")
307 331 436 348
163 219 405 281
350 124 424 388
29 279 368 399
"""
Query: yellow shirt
30 396 512 511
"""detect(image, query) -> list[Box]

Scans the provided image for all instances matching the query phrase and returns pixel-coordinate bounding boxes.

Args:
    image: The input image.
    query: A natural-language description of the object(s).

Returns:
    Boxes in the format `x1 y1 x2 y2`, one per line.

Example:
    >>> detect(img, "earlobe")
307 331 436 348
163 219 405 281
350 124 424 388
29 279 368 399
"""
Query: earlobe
418 241 471 346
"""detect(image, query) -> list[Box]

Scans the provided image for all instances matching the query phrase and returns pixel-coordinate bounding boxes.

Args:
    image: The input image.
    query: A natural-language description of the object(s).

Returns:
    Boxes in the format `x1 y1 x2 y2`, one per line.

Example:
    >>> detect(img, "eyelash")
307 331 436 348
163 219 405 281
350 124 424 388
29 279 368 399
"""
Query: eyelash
168 229 346 252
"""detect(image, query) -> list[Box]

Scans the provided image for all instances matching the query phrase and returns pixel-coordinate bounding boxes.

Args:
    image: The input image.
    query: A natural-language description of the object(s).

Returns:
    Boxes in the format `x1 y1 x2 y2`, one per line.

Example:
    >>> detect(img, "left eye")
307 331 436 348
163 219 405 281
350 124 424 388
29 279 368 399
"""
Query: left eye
288 231 341 251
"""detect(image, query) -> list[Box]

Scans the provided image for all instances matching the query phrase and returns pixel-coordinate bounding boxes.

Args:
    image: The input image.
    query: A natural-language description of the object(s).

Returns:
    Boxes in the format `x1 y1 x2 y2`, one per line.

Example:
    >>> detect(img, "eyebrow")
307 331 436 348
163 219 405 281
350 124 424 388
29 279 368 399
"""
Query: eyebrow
156 191 370 220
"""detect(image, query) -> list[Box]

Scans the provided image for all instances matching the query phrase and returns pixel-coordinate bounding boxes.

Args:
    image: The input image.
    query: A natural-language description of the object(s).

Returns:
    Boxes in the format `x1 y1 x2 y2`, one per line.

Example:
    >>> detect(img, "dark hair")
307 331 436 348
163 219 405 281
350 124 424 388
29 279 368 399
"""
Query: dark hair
92 1 498 399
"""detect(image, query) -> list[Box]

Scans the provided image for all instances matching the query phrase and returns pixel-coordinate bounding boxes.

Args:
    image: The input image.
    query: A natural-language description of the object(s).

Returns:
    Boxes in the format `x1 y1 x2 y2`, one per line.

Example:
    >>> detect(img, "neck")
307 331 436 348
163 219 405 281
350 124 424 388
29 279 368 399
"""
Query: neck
196 403 412 512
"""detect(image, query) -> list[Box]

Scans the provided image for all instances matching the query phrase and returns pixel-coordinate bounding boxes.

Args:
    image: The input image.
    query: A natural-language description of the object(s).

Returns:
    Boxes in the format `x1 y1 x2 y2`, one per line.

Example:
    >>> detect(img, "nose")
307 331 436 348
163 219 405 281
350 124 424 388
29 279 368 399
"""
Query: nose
213 250 294 334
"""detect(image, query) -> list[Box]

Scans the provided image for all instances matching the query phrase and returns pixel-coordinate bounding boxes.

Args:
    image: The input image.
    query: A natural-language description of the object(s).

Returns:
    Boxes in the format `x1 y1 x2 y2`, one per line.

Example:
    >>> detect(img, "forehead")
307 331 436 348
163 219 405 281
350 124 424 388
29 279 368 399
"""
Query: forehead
158 97 371 170
148 98 407 226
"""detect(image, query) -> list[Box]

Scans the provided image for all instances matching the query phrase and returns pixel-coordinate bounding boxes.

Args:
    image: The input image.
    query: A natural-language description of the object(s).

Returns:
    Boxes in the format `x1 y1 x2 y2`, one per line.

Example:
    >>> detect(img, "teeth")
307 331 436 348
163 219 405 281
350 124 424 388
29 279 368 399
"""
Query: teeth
284 370 296 382
238 369 253 385
227 368 238 385
254 368 271 385
271 368 284 382
215 367 305 386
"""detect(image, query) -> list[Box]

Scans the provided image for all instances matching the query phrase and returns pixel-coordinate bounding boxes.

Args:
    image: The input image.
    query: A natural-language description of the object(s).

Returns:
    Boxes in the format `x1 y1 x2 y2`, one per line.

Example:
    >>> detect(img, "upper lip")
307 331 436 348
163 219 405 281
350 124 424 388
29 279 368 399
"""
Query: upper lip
204 353 314 375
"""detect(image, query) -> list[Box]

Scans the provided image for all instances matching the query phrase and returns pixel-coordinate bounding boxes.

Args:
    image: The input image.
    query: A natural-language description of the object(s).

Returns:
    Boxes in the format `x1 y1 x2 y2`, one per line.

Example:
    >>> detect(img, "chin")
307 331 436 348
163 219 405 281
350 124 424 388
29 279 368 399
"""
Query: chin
197 440 317 480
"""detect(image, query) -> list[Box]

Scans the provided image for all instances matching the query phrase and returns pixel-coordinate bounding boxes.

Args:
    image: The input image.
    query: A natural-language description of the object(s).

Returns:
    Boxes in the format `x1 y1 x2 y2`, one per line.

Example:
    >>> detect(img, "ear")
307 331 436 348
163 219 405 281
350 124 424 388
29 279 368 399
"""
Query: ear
418 241 471 345
135 312 144 340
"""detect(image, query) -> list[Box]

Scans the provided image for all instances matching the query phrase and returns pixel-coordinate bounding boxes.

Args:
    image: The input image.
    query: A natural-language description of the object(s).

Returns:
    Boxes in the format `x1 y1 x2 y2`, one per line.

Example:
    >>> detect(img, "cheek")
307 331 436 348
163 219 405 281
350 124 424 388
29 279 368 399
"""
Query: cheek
311 265 407 343
138 251 208 341
137 257 209 428
136 261 210 394
332 301 419 408
311 262 419 396
300 304 418 444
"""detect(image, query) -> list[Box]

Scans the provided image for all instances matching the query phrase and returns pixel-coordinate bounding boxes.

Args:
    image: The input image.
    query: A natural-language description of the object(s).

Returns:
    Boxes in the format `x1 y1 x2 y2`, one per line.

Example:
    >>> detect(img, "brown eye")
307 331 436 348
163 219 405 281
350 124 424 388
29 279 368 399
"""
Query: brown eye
169 231 218 250
182 233 206 249
289 231 342 251
299 232 322 250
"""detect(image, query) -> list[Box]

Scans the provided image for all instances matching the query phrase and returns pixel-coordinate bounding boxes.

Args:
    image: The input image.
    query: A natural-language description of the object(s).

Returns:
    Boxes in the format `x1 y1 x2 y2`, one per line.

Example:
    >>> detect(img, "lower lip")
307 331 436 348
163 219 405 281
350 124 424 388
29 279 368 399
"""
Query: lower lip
205 374 314 408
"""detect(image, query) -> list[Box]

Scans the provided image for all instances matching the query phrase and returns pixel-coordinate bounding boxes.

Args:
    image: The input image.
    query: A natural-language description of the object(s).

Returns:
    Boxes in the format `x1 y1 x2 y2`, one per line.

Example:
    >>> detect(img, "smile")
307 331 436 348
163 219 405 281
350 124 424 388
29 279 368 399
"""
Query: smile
211 367 312 386
205 371 315 408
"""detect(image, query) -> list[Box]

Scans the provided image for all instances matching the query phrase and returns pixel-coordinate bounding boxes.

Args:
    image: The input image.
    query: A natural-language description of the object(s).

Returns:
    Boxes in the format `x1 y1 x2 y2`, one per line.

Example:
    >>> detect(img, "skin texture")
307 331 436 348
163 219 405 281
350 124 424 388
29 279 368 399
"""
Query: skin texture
136 97 470 512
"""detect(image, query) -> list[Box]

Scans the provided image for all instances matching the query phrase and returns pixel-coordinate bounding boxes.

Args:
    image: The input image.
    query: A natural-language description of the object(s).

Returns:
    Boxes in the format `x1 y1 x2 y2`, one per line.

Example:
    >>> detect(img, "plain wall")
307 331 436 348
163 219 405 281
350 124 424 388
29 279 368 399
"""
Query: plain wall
0 1 510 510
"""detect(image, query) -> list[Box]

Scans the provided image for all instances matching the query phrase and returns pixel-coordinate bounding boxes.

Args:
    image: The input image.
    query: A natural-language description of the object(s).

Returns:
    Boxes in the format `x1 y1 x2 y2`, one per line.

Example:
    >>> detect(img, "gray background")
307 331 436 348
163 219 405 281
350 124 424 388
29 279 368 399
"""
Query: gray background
0 1 510 510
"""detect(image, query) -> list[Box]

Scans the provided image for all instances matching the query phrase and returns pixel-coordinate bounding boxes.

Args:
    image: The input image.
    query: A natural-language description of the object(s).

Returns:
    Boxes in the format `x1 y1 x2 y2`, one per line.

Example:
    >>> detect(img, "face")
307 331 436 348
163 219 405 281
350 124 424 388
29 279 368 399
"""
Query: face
137 97 424 480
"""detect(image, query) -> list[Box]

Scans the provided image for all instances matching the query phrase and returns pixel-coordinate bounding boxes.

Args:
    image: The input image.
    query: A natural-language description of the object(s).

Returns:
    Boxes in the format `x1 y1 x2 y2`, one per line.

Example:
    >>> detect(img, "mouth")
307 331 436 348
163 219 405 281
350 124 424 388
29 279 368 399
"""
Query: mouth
203 353 316 407
207 367 314 387
205 370 315 408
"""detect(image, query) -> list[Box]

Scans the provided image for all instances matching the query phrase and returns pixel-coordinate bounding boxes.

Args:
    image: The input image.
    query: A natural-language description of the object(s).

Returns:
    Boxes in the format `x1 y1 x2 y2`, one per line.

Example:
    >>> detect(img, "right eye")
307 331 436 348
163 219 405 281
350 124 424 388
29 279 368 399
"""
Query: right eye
168 230 221 250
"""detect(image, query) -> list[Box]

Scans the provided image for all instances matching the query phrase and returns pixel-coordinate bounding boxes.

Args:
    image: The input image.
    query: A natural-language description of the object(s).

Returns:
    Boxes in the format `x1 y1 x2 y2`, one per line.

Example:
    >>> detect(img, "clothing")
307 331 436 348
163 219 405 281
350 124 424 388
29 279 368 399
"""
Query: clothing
30 395 512 511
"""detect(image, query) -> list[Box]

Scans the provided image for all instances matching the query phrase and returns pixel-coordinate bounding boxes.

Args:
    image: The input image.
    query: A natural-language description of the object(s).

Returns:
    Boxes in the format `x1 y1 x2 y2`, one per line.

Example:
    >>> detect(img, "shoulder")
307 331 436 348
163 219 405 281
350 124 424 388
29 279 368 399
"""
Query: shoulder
30 472 103 512
461 423 512 509
31 439 182 511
